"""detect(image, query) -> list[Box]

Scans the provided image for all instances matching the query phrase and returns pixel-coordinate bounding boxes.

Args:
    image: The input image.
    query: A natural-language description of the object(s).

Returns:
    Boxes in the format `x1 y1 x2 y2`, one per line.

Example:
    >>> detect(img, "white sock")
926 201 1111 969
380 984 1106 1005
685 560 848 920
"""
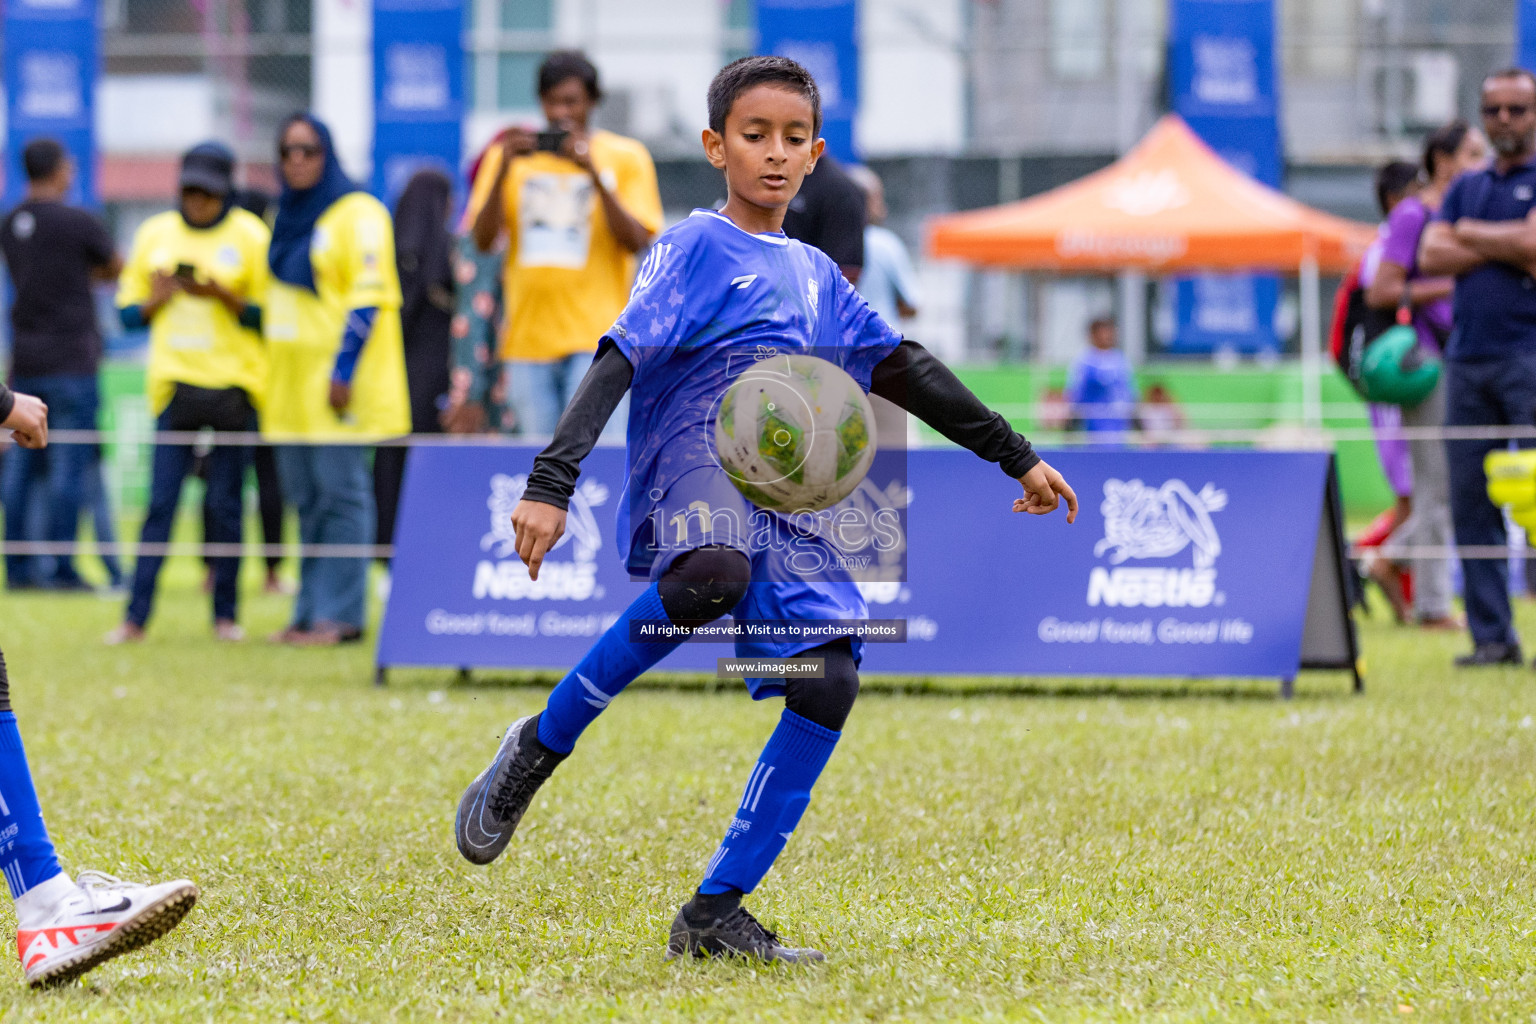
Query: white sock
14 871 74 930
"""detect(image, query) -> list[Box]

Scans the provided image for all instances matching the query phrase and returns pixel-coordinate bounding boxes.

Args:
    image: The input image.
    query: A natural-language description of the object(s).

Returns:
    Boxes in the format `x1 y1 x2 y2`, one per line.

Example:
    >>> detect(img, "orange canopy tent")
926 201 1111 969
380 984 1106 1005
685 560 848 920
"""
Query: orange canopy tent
926 115 1374 273
925 115 1375 426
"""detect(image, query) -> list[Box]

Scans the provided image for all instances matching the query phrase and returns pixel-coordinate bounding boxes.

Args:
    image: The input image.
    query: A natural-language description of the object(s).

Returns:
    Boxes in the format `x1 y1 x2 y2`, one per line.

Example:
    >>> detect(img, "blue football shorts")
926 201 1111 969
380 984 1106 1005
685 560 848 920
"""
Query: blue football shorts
627 465 867 699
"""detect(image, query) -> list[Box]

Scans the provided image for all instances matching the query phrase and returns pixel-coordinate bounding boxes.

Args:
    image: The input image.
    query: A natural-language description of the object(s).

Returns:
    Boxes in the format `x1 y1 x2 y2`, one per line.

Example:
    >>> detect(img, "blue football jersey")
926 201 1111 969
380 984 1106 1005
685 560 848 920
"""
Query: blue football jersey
606 208 903 562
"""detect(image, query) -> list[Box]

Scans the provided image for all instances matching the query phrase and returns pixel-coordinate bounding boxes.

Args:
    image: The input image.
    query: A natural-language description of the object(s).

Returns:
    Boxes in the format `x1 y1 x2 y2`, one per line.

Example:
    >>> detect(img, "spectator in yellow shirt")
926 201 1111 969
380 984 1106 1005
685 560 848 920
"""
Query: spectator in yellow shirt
105 142 270 644
263 114 409 646
468 50 662 437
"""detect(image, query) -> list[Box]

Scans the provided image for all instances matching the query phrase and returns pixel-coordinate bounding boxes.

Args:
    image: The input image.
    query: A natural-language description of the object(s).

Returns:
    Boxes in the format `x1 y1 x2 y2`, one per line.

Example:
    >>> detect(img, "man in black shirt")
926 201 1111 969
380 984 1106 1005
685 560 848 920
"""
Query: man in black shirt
0 138 121 590
781 152 865 284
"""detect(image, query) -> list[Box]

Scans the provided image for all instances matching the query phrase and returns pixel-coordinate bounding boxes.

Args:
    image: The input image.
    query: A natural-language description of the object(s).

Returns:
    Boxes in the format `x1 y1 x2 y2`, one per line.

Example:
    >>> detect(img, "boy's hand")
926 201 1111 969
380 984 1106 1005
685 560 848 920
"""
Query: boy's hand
1014 460 1078 523
512 499 567 580
2 392 48 449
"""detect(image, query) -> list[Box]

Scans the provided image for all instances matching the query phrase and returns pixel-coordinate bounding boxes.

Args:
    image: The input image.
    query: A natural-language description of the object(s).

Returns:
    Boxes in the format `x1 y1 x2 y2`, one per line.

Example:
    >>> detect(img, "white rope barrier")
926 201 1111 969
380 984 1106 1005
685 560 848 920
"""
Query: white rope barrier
1354 545 1536 559
13 424 1536 448
0 538 1531 562
0 541 391 558
2 422 1536 563
11 429 555 448
0 537 1532 563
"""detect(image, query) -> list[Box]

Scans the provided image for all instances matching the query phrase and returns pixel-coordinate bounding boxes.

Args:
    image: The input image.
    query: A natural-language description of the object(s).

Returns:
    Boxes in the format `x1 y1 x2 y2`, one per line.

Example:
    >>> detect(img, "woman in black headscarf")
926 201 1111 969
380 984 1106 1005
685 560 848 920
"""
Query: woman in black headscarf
263 113 408 646
373 168 455 555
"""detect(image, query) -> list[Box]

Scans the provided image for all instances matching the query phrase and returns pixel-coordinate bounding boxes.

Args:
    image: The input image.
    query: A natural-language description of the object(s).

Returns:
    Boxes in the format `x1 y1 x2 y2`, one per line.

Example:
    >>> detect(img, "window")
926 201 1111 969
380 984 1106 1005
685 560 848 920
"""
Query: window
1283 0 1357 79
471 0 555 113
501 0 552 32
723 0 755 66
1051 0 1108 81
1129 0 1165 77
497 51 543 110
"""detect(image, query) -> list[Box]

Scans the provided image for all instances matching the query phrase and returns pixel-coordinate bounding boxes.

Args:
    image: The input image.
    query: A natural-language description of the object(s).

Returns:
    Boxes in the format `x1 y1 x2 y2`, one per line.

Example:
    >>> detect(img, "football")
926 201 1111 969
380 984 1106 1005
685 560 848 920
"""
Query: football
712 353 877 513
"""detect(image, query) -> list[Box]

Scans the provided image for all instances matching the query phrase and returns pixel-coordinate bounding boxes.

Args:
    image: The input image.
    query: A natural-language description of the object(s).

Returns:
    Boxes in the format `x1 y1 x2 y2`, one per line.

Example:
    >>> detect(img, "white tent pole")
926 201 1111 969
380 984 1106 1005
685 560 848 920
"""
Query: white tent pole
1119 270 1147 366
1299 253 1322 430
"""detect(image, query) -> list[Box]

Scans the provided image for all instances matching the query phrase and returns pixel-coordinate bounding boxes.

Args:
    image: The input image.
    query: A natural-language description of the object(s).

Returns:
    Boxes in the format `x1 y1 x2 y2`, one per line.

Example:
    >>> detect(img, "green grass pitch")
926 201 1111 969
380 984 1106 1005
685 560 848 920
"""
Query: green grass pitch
0 565 1533 1021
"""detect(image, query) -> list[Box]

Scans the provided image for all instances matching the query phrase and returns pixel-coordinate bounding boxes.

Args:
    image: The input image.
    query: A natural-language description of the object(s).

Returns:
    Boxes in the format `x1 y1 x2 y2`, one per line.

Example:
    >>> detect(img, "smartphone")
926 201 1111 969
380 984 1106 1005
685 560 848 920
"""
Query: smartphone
173 262 196 281
535 129 569 153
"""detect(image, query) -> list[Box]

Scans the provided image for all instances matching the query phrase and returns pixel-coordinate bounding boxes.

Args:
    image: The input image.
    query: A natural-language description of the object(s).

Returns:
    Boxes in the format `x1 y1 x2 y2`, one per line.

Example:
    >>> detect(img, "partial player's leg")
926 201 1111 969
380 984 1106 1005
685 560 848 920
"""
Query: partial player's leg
0 646 198 987
667 638 859 963
454 544 751 864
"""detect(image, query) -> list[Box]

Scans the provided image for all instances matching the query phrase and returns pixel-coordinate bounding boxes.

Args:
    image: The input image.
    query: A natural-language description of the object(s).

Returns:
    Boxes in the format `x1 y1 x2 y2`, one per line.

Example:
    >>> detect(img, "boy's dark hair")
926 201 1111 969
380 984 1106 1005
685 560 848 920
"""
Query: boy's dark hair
707 55 822 137
1374 160 1419 216
538 50 601 101
1422 118 1470 179
22 138 66 183
1088 316 1116 334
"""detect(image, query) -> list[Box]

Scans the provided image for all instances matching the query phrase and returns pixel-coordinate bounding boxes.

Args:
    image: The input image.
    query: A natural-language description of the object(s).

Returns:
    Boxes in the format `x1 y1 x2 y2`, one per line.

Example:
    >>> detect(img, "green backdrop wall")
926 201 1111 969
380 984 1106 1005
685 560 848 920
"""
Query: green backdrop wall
948 364 1390 517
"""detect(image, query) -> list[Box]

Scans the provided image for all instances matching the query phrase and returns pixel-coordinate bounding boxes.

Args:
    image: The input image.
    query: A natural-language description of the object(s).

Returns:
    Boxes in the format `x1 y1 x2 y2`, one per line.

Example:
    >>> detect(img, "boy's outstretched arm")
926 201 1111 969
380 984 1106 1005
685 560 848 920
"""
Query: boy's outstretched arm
870 339 1077 523
513 343 635 578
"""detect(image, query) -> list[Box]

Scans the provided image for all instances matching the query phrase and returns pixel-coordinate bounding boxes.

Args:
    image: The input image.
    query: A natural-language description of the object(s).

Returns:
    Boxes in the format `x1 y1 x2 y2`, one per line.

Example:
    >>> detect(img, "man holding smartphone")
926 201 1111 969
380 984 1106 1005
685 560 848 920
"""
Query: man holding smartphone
463 50 662 438
104 141 271 645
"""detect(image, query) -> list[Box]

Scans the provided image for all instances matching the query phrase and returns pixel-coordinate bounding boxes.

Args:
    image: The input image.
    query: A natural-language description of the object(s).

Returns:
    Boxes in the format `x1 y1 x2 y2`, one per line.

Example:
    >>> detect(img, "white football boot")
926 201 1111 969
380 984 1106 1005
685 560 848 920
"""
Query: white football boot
17 871 198 988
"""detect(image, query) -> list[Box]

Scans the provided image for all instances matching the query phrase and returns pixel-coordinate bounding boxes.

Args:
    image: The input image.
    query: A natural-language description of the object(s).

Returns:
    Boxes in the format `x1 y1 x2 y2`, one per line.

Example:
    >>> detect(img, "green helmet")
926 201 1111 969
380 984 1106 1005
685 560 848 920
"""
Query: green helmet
1360 324 1440 406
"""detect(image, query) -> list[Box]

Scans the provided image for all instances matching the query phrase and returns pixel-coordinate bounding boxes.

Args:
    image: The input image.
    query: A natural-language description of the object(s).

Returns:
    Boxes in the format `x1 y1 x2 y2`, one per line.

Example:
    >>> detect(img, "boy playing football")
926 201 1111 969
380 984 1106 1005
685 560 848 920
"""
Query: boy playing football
455 55 1076 962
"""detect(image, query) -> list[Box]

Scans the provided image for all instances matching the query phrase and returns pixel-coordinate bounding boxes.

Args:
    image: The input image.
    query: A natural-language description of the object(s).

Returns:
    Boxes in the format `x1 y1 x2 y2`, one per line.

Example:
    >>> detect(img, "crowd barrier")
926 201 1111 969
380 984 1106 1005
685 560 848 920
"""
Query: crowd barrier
1 426 1533 565
376 445 1359 696
26 420 1536 447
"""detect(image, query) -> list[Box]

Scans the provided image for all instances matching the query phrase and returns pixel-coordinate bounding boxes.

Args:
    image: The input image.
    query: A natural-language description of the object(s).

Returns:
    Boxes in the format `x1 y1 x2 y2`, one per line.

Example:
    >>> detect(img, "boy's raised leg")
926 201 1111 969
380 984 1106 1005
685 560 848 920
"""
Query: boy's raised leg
455 585 678 864
455 545 751 865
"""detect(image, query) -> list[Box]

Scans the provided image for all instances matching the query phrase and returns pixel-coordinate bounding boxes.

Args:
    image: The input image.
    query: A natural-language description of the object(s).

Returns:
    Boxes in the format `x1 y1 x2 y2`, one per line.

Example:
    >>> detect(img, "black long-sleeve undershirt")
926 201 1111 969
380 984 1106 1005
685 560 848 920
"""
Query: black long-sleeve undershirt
521 343 633 509
869 338 1039 478
0 381 15 425
520 338 1040 511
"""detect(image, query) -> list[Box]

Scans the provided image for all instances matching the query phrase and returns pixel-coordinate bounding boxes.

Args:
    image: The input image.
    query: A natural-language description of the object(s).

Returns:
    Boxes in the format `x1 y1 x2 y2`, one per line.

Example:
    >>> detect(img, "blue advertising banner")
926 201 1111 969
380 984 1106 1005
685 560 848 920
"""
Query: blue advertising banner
756 0 859 164
1167 0 1281 354
371 0 464 204
3 0 98 208
379 447 1339 682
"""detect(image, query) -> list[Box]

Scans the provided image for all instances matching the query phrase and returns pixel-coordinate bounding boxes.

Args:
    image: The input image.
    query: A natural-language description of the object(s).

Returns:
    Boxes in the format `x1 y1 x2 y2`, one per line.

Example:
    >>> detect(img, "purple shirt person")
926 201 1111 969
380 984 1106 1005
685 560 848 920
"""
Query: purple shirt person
1367 119 1488 349
1359 218 1415 499
1365 120 1489 632
1378 195 1454 353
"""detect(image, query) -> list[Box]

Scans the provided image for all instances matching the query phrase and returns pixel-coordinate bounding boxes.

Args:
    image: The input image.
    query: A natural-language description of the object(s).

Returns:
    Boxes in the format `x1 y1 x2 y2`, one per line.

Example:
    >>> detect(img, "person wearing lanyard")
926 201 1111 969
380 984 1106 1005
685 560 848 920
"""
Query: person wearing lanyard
1421 68 1536 666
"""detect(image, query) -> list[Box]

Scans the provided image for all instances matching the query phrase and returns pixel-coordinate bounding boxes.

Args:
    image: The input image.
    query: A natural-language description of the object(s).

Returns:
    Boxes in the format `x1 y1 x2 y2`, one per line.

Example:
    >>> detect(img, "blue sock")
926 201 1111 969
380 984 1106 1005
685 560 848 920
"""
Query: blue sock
699 709 840 895
536 585 682 754
0 713 62 898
